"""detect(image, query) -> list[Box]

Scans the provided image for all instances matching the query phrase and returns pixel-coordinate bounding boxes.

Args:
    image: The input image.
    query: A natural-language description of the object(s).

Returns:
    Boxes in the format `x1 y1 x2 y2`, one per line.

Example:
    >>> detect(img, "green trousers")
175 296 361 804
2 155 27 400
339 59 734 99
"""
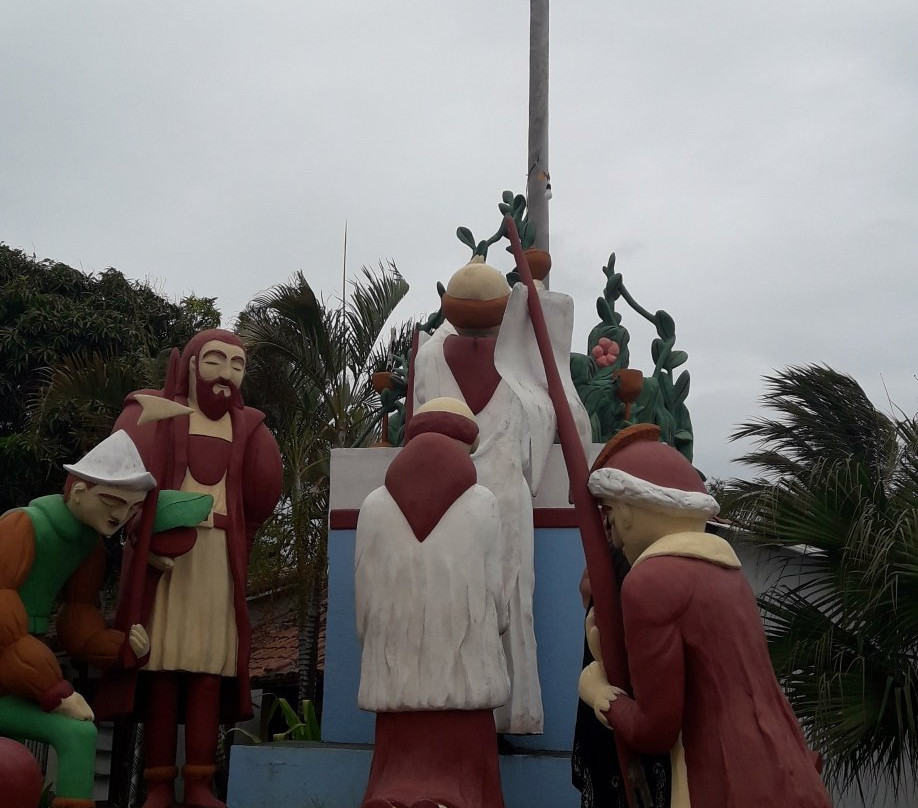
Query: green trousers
0 694 97 800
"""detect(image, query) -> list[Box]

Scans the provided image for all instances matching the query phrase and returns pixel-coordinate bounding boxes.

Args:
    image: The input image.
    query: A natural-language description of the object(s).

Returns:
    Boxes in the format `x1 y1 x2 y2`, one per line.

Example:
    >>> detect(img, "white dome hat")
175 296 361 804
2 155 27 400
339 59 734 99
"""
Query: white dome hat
63 430 156 491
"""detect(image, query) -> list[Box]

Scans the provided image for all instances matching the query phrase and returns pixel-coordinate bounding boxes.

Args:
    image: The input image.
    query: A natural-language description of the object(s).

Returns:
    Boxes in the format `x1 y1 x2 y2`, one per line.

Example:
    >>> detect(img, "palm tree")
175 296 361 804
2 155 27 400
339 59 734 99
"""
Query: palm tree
237 262 411 705
723 365 918 799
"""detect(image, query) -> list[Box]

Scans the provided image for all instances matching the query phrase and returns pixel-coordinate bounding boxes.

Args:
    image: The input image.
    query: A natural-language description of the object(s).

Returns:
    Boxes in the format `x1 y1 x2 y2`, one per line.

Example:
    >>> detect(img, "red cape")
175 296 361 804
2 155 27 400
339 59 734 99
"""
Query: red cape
95 392 282 723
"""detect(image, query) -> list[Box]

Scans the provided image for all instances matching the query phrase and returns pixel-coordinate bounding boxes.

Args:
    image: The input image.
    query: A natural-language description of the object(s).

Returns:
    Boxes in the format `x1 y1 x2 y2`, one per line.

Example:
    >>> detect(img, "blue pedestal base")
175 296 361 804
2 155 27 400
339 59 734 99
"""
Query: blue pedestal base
227 743 580 808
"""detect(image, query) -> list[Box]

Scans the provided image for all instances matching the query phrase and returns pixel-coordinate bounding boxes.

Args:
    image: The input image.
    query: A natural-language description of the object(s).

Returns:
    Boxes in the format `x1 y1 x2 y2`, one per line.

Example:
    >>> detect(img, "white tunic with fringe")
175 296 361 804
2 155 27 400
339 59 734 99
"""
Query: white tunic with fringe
356 485 510 712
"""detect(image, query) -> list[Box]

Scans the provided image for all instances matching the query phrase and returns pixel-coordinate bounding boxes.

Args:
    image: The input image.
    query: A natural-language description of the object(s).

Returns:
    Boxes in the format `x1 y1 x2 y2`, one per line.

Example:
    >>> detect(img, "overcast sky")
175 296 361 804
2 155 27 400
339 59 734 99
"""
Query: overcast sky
2 1 915 480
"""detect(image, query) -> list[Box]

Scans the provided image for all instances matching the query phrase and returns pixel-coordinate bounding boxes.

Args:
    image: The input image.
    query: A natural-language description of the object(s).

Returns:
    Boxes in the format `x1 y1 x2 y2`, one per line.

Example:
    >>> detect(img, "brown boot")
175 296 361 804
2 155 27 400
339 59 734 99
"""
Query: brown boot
141 765 177 808
182 674 224 808
51 799 95 808
182 764 225 808
141 672 179 808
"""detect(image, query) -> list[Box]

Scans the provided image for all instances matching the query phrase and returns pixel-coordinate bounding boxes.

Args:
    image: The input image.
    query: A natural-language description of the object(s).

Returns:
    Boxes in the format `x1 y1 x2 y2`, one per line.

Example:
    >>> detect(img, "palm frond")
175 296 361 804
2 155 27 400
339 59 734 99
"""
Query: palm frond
344 261 409 368
722 364 918 799
244 264 415 642
732 365 898 482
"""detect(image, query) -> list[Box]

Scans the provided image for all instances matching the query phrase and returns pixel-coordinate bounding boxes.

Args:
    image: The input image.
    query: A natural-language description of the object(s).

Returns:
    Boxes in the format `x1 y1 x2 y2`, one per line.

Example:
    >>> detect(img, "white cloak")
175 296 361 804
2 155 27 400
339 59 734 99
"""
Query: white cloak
355 484 510 713
411 285 590 733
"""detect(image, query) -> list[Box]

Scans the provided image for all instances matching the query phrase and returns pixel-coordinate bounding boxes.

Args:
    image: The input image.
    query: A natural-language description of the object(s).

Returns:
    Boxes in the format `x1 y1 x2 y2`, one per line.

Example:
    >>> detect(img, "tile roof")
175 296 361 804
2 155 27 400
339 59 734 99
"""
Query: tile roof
247 589 327 683
248 619 299 682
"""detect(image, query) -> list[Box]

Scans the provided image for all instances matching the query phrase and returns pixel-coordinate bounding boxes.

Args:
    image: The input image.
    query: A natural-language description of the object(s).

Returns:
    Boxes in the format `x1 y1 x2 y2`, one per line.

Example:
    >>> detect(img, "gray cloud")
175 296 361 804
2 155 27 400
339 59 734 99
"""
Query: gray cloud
2 1 915 480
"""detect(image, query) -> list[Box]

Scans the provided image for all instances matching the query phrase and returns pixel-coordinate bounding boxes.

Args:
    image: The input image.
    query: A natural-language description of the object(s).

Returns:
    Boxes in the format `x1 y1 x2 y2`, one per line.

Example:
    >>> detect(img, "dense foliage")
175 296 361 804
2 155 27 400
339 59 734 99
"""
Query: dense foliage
0 244 219 511
724 365 918 797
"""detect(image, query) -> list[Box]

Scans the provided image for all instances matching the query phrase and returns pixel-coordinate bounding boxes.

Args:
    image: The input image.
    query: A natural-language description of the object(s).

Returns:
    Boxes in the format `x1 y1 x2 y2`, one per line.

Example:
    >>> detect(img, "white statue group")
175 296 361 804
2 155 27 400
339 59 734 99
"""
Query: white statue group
355 256 590 808
352 253 832 808
0 260 833 808
0 256 834 808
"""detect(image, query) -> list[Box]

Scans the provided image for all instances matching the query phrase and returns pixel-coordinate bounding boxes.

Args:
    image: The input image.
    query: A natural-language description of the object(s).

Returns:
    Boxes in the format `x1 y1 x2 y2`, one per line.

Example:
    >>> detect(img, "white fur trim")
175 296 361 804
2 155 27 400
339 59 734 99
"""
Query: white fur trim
588 467 719 518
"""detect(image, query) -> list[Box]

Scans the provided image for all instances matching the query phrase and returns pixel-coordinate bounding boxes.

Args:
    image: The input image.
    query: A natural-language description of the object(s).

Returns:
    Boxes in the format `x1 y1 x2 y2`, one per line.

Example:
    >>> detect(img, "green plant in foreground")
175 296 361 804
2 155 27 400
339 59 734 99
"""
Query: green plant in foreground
39 784 55 808
230 696 321 743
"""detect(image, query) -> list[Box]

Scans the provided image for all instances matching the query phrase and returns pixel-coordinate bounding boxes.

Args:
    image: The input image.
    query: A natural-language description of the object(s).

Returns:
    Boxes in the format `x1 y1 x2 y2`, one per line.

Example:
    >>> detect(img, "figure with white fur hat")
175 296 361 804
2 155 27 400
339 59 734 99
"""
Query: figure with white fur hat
0 430 212 808
579 423 831 808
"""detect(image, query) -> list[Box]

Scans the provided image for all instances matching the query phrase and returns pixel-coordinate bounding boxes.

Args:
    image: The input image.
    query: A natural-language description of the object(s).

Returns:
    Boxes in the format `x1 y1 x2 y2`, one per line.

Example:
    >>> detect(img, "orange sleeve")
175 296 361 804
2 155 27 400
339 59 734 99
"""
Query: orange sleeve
0 511 73 708
56 540 125 669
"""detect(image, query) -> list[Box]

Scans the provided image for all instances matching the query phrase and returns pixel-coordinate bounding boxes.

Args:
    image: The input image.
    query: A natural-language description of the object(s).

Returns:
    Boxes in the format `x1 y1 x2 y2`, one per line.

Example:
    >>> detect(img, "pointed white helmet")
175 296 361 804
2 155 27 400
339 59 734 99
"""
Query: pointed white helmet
62 430 156 491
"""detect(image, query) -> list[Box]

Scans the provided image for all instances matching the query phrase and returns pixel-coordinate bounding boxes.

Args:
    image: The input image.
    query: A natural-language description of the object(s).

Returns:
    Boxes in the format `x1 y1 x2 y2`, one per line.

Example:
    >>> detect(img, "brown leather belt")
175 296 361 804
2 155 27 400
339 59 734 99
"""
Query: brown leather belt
212 513 231 530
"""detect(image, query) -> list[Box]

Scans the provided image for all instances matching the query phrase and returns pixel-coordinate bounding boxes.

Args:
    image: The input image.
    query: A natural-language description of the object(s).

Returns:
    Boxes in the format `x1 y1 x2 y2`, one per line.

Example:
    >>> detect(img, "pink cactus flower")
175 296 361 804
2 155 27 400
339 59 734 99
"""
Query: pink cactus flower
592 338 620 368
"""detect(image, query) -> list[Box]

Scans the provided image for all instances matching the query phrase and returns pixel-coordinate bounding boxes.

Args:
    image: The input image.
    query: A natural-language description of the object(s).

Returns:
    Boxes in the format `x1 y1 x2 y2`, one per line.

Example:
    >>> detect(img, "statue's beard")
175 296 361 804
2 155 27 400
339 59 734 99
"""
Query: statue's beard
195 375 244 420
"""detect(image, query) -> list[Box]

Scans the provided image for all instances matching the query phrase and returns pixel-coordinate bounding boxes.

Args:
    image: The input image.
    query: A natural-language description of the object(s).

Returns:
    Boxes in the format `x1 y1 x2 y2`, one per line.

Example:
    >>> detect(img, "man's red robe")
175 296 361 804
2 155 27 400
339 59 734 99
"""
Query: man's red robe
96 391 282 722
604 534 832 808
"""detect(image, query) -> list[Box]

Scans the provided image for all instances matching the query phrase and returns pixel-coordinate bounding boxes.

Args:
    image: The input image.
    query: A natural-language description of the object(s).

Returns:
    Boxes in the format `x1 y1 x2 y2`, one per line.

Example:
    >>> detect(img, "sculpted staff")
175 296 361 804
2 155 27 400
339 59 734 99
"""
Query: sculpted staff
98 328 282 808
502 219 637 806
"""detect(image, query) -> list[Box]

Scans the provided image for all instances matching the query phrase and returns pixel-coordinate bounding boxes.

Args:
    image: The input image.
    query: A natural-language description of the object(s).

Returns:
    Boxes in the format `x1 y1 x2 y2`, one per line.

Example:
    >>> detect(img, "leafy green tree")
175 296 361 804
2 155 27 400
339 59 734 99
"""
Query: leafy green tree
723 365 918 798
237 262 410 703
0 244 219 511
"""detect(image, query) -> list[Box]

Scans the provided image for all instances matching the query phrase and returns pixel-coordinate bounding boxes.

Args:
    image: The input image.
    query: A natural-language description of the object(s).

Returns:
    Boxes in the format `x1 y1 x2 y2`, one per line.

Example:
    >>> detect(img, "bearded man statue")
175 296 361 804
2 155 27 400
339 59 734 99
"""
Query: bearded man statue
96 328 282 808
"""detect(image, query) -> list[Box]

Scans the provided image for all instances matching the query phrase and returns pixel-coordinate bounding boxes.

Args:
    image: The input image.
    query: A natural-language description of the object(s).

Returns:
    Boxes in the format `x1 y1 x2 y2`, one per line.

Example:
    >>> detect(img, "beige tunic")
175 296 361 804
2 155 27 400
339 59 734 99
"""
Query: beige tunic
144 428 238 675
